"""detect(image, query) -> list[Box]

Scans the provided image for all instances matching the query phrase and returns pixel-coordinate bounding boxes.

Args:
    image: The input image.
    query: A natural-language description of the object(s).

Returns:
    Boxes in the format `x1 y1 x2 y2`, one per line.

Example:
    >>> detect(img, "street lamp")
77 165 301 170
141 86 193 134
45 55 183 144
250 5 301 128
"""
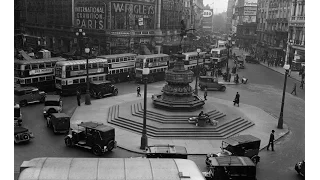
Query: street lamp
194 48 201 95
84 47 91 105
140 67 150 150
277 64 290 129
75 28 86 57
225 36 232 82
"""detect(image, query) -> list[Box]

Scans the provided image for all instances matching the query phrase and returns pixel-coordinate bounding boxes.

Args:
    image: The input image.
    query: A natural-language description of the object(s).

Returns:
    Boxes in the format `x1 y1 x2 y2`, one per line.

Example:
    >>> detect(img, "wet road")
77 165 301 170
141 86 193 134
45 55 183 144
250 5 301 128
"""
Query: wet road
15 57 304 180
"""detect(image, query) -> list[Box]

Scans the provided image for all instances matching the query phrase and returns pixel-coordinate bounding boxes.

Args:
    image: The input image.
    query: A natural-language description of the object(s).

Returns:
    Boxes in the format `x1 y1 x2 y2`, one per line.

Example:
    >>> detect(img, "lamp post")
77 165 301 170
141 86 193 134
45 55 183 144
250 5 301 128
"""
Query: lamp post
84 47 91 105
225 36 232 82
75 29 86 57
140 67 150 150
194 48 201 95
277 64 290 129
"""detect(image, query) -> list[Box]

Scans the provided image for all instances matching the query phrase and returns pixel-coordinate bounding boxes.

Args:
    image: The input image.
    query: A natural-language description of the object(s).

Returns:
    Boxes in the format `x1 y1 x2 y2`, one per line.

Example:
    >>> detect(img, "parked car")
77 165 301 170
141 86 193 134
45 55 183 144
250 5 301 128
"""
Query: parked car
43 95 62 118
46 113 70 134
14 103 22 126
14 126 34 144
90 81 118 99
64 121 117 156
14 86 46 107
206 135 261 165
295 160 305 177
245 55 259 64
145 144 188 159
199 76 226 91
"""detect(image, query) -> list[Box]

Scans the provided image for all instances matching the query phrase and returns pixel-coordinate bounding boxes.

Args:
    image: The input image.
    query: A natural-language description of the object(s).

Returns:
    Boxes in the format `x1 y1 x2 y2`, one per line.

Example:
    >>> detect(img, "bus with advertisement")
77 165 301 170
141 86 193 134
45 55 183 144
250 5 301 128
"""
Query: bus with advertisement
54 58 109 95
182 52 206 74
14 57 67 91
135 54 170 83
205 47 228 70
98 53 137 83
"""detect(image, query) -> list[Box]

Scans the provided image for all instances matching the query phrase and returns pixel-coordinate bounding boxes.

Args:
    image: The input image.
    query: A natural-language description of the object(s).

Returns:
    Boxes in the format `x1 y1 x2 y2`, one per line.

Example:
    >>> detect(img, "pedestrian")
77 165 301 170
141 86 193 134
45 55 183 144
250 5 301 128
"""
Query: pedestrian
204 88 207 100
291 83 297 95
300 79 304 89
76 90 81 106
137 85 141 97
267 130 275 151
233 92 240 107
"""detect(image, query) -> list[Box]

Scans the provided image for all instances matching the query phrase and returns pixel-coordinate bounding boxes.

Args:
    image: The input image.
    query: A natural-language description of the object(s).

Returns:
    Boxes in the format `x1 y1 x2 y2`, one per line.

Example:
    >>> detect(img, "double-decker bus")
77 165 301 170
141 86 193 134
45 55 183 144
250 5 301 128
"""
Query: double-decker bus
205 47 228 69
98 53 136 83
135 54 170 83
54 58 109 95
14 57 67 91
182 52 206 74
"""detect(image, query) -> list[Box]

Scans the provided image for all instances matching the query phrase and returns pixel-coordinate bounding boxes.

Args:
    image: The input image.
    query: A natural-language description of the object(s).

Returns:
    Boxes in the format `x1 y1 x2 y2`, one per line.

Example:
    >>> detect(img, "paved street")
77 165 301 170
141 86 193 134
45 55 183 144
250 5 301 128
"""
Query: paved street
15 56 304 180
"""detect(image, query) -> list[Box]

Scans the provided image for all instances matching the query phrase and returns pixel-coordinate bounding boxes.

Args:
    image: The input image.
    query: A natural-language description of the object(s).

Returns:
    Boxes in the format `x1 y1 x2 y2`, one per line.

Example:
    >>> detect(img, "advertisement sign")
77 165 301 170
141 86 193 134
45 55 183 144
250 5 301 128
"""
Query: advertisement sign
244 0 258 7
70 68 104 76
203 10 213 18
202 9 213 31
244 6 257 16
112 2 155 18
75 5 106 30
243 16 256 23
29 68 53 75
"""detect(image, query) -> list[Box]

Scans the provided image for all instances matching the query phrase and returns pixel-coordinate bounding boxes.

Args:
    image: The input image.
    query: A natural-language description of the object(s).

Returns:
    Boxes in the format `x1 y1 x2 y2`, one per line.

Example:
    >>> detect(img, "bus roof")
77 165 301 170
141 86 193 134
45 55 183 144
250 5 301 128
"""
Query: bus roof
14 57 66 64
211 47 226 51
182 52 206 56
19 158 206 180
55 58 107 66
98 53 137 59
137 54 169 59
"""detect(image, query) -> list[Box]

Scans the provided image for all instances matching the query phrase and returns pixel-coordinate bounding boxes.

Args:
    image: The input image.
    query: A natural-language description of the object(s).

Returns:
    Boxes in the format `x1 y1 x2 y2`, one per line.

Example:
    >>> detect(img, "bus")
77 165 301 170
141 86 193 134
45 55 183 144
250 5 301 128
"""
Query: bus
205 47 228 70
182 52 206 74
14 57 67 91
135 54 170 83
18 157 206 180
54 58 109 95
98 53 137 83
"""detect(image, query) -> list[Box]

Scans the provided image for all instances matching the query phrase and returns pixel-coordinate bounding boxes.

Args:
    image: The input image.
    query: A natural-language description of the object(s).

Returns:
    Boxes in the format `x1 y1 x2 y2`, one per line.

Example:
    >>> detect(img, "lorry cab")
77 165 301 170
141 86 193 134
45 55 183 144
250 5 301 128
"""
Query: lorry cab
47 113 70 134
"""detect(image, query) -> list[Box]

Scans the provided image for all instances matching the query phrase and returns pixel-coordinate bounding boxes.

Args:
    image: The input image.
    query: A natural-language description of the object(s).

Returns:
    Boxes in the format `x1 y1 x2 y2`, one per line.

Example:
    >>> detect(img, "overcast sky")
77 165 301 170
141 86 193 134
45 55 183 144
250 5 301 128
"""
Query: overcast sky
203 0 228 14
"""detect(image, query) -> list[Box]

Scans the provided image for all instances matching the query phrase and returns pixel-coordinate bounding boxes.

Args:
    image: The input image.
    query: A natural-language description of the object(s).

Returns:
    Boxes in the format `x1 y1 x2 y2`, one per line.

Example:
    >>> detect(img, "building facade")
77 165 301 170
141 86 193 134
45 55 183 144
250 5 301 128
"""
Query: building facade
256 0 291 64
17 0 204 56
234 0 258 48
226 0 236 34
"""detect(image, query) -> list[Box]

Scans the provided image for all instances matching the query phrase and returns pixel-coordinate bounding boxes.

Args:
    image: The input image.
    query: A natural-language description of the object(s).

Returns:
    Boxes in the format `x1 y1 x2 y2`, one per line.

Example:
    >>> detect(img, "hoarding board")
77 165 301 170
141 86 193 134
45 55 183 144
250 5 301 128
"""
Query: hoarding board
244 6 257 16
243 16 256 23
244 0 258 6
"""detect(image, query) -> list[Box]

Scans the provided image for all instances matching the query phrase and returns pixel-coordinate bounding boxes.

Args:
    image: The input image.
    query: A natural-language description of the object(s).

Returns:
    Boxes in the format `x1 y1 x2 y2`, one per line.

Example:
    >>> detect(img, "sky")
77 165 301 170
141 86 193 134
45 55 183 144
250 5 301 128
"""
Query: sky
203 0 228 14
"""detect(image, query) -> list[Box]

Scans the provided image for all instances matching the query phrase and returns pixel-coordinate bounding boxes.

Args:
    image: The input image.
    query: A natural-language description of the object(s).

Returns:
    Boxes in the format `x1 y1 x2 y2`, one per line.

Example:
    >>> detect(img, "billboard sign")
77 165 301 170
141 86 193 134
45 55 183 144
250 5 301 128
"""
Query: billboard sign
243 16 256 23
202 9 213 31
244 6 257 16
244 0 258 7
203 10 213 18
75 5 106 30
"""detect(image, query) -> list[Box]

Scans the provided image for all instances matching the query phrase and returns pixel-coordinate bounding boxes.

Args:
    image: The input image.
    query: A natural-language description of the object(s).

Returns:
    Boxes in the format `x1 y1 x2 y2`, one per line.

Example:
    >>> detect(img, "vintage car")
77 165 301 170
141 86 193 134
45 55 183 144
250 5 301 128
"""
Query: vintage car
90 81 118 99
245 55 259 64
64 121 117 156
295 160 305 177
199 76 226 92
43 95 62 118
237 57 245 69
14 126 34 144
206 135 261 165
14 103 22 126
205 156 257 180
46 113 70 134
145 144 188 159
14 86 46 107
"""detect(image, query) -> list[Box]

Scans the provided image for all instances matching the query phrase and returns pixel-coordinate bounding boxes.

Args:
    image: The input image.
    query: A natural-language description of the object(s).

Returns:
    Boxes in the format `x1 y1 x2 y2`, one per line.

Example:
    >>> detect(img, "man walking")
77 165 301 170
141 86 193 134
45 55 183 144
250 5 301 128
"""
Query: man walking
76 90 81 106
233 92 240 107
204 88 207 100
137 85 141 97
291 83 297 95
267 130 275 151
300 79 304 89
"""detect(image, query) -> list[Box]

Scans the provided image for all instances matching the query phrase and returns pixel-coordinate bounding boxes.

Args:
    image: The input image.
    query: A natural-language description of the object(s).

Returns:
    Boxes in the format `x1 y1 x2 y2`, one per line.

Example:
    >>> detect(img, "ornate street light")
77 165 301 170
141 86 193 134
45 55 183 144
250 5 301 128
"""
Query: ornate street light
140 67 150 150
194 48 201 95
225 36 232 82
277 64 290 129
84 47 91 105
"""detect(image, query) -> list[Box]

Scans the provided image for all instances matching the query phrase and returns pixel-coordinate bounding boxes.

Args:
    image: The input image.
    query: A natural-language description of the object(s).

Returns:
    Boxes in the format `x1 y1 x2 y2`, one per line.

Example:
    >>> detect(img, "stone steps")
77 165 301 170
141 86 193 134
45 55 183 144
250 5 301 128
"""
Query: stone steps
107 105 254 139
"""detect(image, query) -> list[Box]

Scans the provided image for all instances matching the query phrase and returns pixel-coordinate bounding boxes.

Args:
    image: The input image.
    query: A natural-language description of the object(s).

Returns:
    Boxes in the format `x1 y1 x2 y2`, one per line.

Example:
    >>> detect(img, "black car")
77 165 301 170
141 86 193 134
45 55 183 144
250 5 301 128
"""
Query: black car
90 81 118 99
245 55 259 64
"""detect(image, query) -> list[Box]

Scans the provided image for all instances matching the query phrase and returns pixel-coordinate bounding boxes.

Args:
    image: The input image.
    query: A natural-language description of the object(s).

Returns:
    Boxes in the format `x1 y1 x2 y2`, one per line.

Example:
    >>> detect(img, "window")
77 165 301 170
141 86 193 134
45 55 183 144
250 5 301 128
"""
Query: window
93 77 98 81
119 69 123 73
120 58 123 62
80 64 85 70
32 64 38 69
39 63 45 68
124 68 128 72
98 63 104 68
45 63 52 68
92 63 97 68
39 77 45 82
32 78 39 83
25 79 31 84
66 66 72 71
111 70 115 74
108 59 111 63
116 58 120 62
98 76 104 81
46 76 53 81
116 69 120 74
112 59 115 63
73 79 79 84
123 57 127 61
25 65 30 70
73 65 79 70
80 78 85 83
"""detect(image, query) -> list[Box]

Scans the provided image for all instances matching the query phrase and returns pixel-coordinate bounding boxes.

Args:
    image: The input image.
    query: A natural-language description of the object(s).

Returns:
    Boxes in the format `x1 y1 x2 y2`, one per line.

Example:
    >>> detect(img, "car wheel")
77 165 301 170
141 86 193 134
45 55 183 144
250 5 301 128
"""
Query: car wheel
97 92 103 99
107 140 115 151
20 100 27 107
220 86 226 92
113 89 118 96
65 137 73 147
92 145 103 156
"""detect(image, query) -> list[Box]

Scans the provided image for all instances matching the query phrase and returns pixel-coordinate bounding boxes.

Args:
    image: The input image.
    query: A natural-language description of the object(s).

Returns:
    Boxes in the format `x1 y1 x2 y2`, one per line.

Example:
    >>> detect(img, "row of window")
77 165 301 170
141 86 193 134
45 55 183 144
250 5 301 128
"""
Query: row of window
18 75 54 84
185 55 206 60
109 67 135 75
102 56 136 63
56 75 106 86
14 62 55 70
65 63 106 71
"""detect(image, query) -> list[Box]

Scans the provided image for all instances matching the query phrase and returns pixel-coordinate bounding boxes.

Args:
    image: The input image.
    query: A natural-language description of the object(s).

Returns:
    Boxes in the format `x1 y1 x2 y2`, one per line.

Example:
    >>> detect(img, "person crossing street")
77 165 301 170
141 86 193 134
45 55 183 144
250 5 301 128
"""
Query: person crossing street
267 130 275 151
291 83 297 95
137 85 141 97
